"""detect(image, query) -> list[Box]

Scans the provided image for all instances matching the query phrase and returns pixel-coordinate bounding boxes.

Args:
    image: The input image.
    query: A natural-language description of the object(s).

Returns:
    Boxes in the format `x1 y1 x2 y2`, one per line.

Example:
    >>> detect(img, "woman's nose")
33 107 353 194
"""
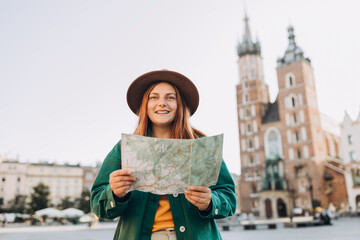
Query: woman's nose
158 97 166 106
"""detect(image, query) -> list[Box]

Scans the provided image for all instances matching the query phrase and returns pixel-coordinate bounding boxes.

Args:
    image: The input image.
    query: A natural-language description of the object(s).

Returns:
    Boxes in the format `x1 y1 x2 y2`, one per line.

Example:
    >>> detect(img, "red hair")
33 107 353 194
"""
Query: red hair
134 82 205 139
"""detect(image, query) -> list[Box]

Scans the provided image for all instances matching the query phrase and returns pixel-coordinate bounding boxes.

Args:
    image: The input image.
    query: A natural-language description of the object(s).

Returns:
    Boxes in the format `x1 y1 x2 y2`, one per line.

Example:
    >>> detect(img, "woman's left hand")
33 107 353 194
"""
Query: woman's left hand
184 186 212 211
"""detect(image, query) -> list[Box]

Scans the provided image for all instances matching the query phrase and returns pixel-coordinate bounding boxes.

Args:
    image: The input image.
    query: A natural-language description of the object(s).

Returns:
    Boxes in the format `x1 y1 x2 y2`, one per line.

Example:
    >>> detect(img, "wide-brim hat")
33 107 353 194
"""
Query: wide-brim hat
126 70 199 116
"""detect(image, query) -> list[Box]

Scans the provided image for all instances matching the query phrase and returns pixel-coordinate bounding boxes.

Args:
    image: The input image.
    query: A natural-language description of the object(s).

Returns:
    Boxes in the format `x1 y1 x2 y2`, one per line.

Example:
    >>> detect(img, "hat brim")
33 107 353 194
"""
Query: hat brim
127 70 199 116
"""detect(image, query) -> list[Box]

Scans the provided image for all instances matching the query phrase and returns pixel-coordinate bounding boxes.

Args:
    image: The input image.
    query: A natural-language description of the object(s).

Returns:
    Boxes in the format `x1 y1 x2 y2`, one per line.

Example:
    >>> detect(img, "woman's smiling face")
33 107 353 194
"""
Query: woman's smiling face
147 82 178 129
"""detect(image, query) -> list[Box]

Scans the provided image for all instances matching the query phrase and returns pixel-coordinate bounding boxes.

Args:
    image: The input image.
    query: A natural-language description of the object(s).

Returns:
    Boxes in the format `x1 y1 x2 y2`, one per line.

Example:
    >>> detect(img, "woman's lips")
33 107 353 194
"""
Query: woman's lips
155 110 170 114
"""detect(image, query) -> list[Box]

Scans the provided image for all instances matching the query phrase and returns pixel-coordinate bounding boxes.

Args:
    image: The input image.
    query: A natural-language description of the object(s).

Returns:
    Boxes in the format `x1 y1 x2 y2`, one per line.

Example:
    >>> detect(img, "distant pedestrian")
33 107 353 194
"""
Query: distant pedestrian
0 213 6 227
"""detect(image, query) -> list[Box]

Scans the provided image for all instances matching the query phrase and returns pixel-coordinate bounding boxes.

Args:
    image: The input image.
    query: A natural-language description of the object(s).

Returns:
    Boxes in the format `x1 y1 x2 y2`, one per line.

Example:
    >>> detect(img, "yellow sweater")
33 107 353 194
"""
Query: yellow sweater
152 195 174 232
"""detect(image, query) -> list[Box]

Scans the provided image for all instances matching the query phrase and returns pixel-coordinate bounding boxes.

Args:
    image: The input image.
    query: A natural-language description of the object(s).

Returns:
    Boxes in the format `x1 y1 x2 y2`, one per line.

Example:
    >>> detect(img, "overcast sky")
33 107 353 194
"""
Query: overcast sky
1 0 359 175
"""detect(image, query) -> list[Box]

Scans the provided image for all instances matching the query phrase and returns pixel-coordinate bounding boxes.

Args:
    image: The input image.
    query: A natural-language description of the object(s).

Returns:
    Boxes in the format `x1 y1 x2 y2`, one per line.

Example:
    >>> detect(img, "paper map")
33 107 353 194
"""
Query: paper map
121 133 223 194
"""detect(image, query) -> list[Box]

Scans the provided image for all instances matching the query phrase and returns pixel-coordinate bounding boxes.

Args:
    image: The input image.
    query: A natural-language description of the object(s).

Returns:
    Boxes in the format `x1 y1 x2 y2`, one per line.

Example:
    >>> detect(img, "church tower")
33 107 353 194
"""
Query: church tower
236 14 270 214
237 17 347 217
276 26 328 209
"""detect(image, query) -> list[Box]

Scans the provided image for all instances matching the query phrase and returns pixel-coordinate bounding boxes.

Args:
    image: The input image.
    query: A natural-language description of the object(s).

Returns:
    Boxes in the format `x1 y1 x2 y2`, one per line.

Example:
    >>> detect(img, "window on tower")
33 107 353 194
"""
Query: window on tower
295 131 300 142
292 97 296 108
249 139 253 149
246 108 250 117
297 148 302 159
285 72 296 88
293 113 297 124
348 135 353 145
247 123 252 132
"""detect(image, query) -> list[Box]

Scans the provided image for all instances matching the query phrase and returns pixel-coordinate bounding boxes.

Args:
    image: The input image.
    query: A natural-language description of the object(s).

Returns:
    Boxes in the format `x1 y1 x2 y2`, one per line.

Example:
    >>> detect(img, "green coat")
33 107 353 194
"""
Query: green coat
91 139 237 240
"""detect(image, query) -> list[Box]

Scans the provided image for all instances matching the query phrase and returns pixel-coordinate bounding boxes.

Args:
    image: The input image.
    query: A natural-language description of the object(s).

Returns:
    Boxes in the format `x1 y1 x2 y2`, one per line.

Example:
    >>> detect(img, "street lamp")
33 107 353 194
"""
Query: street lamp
306 173 315 219
288 188 295 222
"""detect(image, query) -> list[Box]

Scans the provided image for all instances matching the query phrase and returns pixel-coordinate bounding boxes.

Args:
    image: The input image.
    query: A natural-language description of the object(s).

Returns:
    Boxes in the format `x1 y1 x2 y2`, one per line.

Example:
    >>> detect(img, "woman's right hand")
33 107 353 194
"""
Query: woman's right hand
109 169 136 198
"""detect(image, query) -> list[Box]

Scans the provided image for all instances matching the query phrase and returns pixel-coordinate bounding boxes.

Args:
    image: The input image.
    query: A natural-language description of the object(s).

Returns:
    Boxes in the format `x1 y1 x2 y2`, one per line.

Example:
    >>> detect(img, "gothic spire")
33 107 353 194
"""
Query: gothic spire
287 25 296 50
243 14 252 43
277 25 311 67
237 14 261 57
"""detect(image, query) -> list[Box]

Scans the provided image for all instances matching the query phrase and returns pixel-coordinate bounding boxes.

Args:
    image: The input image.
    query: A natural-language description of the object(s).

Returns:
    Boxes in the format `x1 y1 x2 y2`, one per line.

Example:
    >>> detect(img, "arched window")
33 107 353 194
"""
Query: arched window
288 94 298 109
249 139 253 149
264 128 283 158
285 73 296 88
268 130 280 156
247 123 252 132
297 148 302 159
295 131 300 142
293 113 297 124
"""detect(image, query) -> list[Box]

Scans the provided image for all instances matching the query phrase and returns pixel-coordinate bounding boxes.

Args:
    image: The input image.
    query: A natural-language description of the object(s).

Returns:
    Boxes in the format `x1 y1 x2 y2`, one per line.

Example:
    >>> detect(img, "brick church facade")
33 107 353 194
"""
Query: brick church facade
236 15 347 218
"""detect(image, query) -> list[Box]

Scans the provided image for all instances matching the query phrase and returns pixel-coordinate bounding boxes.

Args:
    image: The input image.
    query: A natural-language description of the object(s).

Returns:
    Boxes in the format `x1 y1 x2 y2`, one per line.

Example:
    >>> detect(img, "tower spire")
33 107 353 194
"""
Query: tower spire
237 13 261 57
277 25 310 67
243 13 252 43
287 25 296 50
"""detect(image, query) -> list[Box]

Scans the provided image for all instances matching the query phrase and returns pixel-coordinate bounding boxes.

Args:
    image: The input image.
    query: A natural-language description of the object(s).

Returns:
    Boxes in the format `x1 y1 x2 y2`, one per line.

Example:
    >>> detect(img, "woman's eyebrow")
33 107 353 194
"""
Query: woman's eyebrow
149 92 176 95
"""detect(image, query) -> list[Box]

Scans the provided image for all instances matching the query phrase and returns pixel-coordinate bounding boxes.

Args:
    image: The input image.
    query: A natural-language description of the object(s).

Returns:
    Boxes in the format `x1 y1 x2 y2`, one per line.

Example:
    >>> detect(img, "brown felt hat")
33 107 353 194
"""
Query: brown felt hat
127 70 199 116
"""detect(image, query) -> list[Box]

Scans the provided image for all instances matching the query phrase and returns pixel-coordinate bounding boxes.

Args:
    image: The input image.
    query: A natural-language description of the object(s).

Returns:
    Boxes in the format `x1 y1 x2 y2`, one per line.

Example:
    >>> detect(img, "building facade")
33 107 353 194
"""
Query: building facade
237 15 347 217
340 111 360 213
26 163 84 205
0 160 27 207
83 166 100 191
0 160 99 208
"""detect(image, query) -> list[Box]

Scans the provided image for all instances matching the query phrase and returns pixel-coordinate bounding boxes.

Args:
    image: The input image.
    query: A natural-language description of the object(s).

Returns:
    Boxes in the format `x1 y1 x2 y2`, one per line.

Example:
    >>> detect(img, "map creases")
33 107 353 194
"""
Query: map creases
121 134 224 195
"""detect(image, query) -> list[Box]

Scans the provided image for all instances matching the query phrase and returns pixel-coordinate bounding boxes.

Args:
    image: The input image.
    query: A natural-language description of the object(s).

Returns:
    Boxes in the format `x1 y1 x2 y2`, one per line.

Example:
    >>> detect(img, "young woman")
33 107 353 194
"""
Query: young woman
91 70 237 240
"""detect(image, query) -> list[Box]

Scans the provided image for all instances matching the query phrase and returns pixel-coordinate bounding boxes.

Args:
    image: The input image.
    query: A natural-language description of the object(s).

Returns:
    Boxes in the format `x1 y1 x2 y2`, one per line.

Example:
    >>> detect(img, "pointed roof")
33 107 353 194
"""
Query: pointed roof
237 14 261 57
243 14 252 43
342 109 360 125
342 110 353 126
277 25 311 67
262 101 280 124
